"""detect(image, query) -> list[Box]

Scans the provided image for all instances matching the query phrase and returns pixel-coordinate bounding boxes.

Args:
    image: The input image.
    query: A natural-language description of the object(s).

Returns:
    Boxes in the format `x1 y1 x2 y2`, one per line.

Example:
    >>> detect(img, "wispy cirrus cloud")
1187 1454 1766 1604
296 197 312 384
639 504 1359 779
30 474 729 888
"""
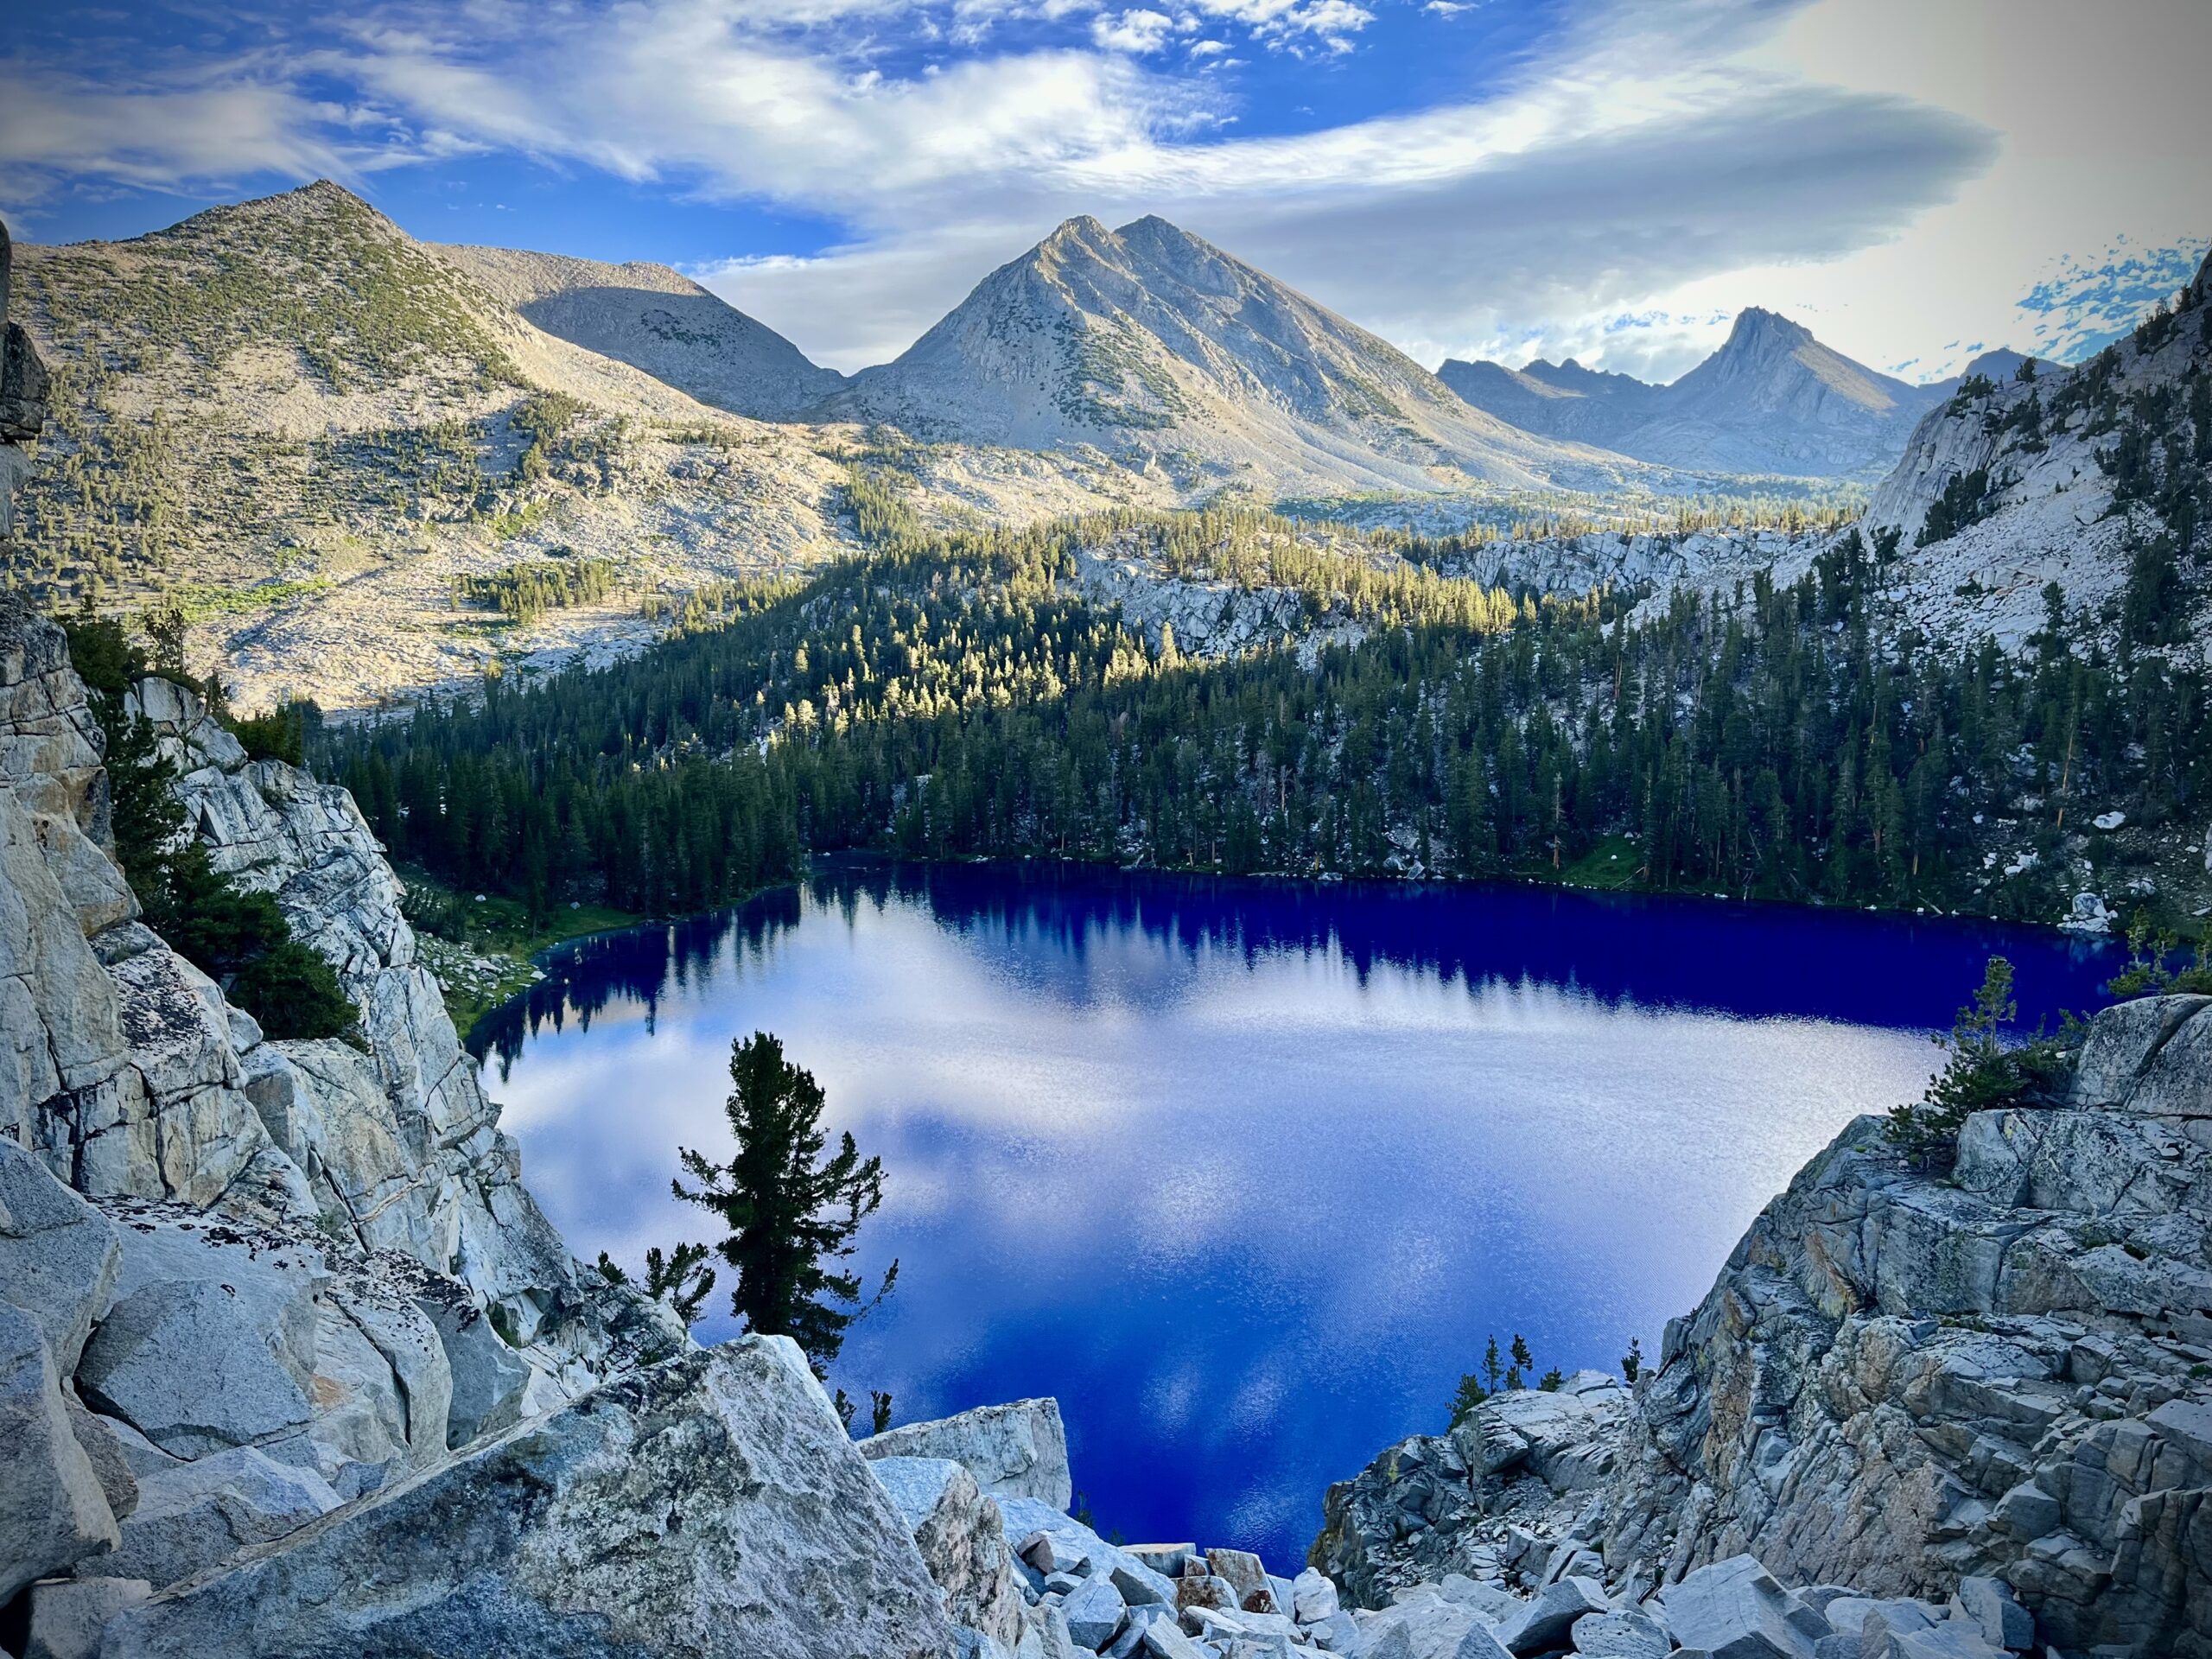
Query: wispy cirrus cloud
3 0 2198 383
325 8 1199 211
0 64 364 207
690 0 2001 370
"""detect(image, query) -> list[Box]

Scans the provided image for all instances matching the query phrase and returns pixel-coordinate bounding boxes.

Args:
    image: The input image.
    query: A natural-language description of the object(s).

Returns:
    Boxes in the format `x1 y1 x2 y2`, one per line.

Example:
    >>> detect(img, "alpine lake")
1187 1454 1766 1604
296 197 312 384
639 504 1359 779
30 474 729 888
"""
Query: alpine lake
472 860 2118 1568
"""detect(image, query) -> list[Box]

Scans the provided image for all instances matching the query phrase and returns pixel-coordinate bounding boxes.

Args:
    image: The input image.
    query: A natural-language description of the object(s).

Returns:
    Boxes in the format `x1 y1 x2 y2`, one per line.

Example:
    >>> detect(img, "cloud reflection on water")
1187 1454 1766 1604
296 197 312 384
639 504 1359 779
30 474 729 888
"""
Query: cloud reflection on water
479 860 2115 1566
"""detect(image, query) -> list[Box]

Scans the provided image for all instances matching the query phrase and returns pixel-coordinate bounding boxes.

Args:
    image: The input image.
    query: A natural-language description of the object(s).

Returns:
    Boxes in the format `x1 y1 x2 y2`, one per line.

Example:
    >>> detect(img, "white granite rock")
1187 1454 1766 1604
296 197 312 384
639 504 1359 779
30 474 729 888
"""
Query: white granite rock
101 1442 343 1589
74 1217 326 1460
103 1336 954 1658
1495 1576 1611 1656
873 1454 1028 1649
0 1136 122 1372
22 1575 153 1659
0 1301 119 1602
865 1395 1075 1509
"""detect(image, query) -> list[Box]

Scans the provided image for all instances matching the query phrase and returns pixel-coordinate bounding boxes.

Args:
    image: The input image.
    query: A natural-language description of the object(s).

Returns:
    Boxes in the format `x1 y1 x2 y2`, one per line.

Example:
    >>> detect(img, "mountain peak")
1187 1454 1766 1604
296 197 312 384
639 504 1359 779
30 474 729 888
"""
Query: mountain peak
825 213 1636 494
275 178 391 229
1116 213 1199 245
1720 307 1815 353
149 176 402 250
296 178 368 207
435 241 842 421
1445 306 1939 478
1040 215 1113 248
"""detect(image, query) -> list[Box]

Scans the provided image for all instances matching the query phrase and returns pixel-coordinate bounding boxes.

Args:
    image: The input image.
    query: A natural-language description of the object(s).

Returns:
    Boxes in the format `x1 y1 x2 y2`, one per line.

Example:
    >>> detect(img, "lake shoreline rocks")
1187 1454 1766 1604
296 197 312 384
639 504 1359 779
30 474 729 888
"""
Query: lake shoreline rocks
3 283 2208 1657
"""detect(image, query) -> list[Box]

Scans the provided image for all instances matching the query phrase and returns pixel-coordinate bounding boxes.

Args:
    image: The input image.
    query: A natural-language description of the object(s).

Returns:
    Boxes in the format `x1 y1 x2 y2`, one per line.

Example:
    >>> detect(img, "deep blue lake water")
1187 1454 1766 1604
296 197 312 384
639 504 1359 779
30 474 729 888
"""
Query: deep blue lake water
474 861 2117 1570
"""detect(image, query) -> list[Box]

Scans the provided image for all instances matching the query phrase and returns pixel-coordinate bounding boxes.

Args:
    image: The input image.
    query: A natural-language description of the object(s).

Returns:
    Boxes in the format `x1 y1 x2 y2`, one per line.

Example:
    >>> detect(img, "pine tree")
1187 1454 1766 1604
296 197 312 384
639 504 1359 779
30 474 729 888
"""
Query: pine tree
1508 1332 1534 1391
673 1032 899 1370
596 1243 717 1325
1886 957 2069 1170
1450 1373 1487 1426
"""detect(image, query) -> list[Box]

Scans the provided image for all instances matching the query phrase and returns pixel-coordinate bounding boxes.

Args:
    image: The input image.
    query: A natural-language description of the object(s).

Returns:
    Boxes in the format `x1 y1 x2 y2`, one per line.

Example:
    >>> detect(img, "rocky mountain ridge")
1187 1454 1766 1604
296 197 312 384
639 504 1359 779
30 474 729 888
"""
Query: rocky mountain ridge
435 241 849 420
1857 247 2212 658
1440 310 1954 480
821 215 1656 499
5 185 1164 712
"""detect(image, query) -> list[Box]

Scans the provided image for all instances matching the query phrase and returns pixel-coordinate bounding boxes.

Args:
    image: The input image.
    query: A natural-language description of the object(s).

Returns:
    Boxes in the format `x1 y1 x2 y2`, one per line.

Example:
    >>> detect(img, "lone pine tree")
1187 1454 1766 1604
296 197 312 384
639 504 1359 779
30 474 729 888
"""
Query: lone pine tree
674 1032 899 1370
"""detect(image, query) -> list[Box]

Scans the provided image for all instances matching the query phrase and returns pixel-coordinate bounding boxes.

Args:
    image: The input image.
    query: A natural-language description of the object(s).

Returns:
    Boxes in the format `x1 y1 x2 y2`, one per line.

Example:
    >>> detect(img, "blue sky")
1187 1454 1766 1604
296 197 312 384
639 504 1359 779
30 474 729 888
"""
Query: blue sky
3 0 2206 376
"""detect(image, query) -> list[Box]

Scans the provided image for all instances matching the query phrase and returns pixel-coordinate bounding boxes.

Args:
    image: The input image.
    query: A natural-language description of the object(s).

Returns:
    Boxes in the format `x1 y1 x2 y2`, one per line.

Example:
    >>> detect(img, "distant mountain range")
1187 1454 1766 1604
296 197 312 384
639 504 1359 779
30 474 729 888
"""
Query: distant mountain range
814 213 1644 496
1439 314 2033 480
11 176 2138 716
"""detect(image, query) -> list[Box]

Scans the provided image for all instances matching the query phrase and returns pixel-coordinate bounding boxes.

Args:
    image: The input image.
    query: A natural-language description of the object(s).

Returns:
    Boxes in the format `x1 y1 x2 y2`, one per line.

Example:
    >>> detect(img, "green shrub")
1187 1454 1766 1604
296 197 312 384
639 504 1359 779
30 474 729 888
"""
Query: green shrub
59 603 147 697
2106 912 2212 998
1886 957 2072 1170
228 704 308 766
453 556 619 625
228 939 359 1042
1448 1373 1487 1427
60 609 183 894
146 844 359 1044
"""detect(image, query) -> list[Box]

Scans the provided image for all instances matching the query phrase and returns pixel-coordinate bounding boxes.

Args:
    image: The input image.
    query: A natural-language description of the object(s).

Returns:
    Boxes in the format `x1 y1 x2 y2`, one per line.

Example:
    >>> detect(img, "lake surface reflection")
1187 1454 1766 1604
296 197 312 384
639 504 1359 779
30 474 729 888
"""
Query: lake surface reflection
475 861 2115 1567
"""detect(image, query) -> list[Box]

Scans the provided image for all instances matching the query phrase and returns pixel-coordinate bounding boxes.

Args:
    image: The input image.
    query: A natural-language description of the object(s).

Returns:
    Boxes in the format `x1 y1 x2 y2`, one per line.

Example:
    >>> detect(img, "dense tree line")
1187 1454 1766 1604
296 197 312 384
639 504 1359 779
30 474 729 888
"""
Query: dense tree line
318 485 2211 930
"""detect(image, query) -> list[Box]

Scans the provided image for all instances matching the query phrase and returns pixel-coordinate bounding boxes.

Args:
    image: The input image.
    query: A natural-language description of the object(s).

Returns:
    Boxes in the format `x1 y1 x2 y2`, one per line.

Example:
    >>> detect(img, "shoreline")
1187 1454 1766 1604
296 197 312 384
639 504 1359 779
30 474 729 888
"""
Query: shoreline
456 849 2121 1058
460 842 2120 991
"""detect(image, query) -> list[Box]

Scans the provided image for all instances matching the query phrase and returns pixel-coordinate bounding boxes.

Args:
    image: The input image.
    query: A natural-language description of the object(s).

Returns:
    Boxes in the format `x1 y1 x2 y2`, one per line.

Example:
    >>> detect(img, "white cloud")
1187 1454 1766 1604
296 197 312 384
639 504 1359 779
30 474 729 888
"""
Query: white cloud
0 65 359 206
6 0 2197 386
1093 9 1178 54
327 3 1221 222
1185 0 1376 50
